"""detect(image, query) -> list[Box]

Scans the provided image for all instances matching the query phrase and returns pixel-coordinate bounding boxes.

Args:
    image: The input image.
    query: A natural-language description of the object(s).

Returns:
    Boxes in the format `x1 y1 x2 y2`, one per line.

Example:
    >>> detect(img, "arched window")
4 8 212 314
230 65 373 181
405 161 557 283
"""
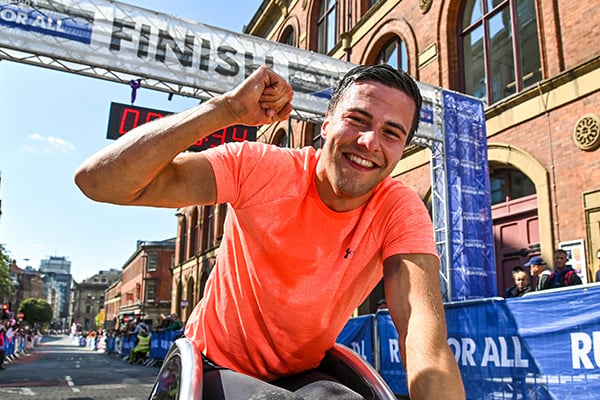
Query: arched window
202 205 214 251
490 168 535 205
281 26 295 47
273 129 288 147
179 216 187 263
190 207 199 256
460 0 541 105
377 37 408 72
317 0 337 54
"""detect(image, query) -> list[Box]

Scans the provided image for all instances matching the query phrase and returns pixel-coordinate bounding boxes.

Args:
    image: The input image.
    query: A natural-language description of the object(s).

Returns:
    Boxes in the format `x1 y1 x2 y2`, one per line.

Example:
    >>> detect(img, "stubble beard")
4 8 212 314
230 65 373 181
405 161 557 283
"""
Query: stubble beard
330 155 381 200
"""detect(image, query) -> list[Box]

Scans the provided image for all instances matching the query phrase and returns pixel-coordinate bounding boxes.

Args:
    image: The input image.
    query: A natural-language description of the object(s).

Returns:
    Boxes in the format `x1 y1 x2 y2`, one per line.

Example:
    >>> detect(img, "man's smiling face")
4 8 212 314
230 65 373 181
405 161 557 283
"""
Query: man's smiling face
315 80 416 212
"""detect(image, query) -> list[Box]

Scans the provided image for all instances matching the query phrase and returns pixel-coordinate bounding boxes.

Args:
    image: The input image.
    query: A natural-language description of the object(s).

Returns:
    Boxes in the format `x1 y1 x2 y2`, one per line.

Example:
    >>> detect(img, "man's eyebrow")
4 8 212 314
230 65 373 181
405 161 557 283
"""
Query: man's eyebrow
346 107 408 136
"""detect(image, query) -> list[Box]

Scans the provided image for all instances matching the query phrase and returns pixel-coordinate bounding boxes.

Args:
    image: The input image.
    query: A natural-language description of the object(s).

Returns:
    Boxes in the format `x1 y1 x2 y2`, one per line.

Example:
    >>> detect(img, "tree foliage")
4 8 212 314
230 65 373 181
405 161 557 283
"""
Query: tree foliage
0 244 15 300
19 298 53 325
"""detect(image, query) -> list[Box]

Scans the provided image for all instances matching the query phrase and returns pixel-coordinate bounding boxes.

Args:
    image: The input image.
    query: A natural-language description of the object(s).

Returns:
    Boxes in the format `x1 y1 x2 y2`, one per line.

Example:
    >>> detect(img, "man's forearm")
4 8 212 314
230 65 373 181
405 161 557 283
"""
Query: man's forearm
405 341 465 399
74 96 231 205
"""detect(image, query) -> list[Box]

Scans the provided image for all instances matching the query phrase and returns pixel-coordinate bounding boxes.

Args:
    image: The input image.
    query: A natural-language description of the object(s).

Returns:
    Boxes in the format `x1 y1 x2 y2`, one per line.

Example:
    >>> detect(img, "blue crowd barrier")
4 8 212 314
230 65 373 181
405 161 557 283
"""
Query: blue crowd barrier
4 335 15 356
149 329 184 360
121 333 136 356
336 283 600 399
336 314 373 364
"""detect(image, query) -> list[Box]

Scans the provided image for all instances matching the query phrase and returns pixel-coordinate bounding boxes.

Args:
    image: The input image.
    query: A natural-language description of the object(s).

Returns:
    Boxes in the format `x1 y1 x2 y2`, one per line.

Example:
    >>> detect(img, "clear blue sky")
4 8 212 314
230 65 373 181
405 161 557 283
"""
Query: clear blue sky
0 0 262 282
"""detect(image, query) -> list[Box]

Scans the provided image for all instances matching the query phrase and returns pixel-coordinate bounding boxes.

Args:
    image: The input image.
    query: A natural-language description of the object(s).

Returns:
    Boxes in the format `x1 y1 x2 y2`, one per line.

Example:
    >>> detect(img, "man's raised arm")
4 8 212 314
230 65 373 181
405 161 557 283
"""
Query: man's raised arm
74 66 293 208
383 253 466 399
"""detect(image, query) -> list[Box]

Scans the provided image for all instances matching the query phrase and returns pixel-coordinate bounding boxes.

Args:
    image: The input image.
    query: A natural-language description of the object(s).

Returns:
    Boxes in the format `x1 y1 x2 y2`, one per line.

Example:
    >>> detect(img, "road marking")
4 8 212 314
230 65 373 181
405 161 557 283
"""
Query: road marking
0 387 36 396
65 375 80 393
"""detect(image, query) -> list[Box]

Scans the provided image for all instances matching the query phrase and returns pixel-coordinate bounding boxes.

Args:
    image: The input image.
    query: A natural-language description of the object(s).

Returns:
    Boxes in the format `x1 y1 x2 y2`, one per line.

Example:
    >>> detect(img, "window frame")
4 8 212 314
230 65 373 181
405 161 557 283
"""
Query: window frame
317 0 338 54
459 0 541 105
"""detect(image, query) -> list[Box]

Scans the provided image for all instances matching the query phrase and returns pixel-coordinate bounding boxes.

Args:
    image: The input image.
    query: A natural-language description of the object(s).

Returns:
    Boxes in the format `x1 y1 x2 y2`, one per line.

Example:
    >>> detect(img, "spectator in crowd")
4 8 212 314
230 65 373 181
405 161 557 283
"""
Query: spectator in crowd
128 328 150 364
156 314 171 330
132 320 149 335
75 64 464 398
544 249 582 289
0 324 6 370
525 256 551 291
166 313 182 331
504 266 532 298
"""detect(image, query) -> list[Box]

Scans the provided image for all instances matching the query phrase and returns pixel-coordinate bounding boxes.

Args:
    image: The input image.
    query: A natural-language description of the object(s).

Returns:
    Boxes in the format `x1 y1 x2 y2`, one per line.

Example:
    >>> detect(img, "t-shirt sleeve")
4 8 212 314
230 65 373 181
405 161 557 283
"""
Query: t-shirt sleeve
202 141 270 207
202 141 306 209
380 187 439 261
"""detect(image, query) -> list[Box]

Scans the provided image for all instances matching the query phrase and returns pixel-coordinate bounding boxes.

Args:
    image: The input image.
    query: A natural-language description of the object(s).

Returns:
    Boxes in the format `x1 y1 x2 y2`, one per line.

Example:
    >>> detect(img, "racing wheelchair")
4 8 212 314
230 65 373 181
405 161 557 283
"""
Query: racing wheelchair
148 337 397 399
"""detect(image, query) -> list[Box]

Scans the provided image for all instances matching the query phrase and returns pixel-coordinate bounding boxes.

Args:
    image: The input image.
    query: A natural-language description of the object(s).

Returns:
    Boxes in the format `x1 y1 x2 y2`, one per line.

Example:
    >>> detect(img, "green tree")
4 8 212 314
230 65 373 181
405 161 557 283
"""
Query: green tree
0 244 15 301
19 298 53 326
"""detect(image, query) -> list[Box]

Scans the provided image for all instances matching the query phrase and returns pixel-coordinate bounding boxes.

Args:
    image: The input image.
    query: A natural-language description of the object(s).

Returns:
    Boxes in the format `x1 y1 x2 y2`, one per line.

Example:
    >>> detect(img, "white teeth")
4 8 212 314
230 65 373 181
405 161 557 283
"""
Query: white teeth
348 154 374 168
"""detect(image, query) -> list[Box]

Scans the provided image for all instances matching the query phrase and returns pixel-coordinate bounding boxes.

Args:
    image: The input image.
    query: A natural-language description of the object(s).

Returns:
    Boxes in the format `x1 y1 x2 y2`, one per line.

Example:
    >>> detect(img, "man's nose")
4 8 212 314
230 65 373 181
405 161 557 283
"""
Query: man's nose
356 129 381 151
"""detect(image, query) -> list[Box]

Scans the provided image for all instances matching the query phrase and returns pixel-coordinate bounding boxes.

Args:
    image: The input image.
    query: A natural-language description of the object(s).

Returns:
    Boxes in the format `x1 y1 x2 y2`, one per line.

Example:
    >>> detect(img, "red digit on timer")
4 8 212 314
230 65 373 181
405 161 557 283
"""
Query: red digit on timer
231 126 248 142
146 111 163 123
211 129 227 147
119 108 140 135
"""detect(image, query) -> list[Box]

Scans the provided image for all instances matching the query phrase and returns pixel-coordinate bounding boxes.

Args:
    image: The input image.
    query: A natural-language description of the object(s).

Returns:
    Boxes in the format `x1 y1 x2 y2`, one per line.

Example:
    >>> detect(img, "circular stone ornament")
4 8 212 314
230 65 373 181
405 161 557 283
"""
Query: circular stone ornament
573 113 600 151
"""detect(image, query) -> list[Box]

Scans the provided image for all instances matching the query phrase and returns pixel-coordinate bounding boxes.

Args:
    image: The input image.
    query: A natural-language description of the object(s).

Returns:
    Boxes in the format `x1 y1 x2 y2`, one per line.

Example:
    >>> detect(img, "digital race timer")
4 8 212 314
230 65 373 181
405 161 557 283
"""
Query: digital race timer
106 102 257 152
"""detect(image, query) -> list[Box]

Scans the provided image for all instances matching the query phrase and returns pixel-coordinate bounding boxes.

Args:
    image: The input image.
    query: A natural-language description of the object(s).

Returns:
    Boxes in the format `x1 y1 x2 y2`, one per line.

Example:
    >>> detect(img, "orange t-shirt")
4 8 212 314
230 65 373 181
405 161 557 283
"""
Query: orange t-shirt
184 141 437 380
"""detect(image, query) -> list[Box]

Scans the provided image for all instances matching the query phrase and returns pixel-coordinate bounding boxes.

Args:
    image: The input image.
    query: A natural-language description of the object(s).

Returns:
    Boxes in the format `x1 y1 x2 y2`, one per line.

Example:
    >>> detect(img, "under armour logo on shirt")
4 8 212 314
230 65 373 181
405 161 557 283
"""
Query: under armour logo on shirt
344 248 355 259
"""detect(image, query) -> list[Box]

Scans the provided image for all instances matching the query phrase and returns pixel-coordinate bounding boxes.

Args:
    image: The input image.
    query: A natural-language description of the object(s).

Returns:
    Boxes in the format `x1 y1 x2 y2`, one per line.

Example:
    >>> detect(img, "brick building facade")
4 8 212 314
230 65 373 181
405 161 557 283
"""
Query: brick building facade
104 238 175 330
171 0 600 314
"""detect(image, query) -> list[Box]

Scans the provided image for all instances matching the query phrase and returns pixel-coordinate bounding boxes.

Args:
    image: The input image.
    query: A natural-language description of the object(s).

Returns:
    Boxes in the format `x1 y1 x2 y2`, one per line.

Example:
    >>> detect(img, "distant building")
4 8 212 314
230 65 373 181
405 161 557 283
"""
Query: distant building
104 279 122 330
40 256 72 329
70 269 121 331
104 238 175 331
7 260 43 314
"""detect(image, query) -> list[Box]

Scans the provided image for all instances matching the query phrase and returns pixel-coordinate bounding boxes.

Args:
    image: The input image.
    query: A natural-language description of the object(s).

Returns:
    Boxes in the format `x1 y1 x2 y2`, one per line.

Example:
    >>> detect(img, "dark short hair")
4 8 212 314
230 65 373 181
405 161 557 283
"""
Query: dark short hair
512 266 525 274
328 64 423 146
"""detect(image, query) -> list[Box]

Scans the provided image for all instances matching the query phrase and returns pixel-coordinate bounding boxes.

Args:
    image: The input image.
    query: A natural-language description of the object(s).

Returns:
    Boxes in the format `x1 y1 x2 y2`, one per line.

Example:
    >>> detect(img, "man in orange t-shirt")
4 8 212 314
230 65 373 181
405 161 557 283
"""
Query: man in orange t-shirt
75 65 465 399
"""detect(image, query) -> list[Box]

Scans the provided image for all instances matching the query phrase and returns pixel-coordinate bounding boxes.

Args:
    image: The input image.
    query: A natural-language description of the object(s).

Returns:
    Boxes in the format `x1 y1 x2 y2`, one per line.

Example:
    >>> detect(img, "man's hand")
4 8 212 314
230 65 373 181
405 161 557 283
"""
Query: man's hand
224 66 294 126
75 66 293 208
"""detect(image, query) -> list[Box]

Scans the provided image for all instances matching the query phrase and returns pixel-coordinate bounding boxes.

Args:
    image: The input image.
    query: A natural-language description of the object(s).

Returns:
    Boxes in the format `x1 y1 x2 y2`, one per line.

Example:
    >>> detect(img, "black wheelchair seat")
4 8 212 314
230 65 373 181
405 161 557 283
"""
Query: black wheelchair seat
148 338 396 400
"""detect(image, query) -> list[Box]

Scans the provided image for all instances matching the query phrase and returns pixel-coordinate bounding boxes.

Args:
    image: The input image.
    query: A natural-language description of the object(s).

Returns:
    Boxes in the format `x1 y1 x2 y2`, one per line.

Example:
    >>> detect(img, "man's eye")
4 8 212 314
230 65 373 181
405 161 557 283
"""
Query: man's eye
349 115 366 124
384 130 401 140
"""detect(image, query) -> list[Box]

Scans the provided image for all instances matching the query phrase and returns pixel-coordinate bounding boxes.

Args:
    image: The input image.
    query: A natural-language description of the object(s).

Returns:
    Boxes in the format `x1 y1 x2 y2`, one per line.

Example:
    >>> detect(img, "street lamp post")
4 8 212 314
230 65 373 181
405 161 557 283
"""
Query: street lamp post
141 253 147 322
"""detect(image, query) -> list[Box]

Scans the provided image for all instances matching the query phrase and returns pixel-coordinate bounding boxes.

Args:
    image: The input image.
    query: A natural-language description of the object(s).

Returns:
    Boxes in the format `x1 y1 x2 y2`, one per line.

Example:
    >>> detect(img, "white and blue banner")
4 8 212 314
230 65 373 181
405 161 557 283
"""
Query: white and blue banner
344 284 600 399
0 0 356 120
442 90 496 300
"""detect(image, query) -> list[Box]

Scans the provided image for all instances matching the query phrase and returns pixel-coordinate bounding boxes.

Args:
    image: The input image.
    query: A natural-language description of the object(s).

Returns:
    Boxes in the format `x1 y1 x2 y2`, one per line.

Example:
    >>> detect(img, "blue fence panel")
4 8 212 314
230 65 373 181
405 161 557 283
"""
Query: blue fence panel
343 285 600 399
506 285 600 399
121 334 136 356
336 314 373 363
445 298 547 399
376 310 408 395
5 336 15 356
150 329 184 360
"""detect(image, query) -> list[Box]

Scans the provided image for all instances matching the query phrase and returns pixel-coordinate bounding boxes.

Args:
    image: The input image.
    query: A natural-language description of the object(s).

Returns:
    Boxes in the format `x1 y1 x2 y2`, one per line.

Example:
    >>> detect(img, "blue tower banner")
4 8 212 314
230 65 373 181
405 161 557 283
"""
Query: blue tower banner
443 90 496 300
336 314 373 363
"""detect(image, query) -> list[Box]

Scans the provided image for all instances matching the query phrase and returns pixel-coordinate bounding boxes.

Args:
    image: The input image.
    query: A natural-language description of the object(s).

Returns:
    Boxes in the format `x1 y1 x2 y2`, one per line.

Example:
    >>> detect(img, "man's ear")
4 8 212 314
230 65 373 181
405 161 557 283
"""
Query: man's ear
321 112 330 139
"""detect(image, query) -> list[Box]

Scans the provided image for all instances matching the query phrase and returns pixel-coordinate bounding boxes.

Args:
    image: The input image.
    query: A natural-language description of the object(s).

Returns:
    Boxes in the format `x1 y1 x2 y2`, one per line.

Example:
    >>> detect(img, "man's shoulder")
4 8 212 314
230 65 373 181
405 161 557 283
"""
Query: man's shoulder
370 178 427 216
